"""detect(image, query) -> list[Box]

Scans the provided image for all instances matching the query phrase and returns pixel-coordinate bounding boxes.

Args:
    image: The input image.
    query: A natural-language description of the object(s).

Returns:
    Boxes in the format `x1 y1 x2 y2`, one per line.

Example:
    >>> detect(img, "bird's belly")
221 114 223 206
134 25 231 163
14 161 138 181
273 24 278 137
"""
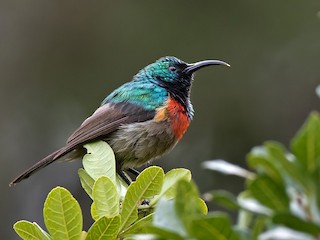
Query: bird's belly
107 120 177 169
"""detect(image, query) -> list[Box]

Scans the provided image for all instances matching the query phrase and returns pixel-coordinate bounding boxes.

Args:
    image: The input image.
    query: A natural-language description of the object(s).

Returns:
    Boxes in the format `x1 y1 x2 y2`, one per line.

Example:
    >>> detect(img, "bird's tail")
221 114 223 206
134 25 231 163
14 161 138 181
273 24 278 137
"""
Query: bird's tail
9 149 62 187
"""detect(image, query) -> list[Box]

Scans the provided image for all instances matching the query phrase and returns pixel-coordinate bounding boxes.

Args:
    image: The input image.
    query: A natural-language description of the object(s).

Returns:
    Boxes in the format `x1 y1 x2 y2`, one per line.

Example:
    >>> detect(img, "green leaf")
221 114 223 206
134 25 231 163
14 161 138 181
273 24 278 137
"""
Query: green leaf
43 187 82 240
175 180 204 222
248 142 312 194
120 166 164 231
78 168 94 199
265 142 312 193
152 180 205 237
247 146 283 184
249 175 289 211
291 112 320 174
119 213 154 238
273 213 320 236
205 190 239 211
150 168 191 205
250 216 268 240
86 215 120 240
189 213 240 240
92 176 119 219
152 198 186 237
14 220 50 240
91 202 99 221
202 160 255 179
197 198 208 215
83 141 116 182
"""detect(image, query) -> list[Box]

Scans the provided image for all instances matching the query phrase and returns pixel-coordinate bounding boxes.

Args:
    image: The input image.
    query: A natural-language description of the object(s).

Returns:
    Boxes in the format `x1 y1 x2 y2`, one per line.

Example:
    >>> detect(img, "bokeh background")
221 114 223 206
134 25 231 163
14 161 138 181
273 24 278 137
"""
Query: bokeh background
2 1 320 238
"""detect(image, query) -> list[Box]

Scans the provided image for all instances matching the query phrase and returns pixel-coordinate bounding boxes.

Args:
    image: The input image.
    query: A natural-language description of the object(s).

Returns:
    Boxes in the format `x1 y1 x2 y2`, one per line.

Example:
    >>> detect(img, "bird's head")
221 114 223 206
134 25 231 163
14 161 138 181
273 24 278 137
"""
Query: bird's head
131 56 230 118
135 56 230 91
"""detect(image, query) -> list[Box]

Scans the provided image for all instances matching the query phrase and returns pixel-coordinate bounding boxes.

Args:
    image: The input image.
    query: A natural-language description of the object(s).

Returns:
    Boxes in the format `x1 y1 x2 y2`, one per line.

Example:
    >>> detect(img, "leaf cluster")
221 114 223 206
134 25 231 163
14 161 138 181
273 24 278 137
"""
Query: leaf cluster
204 112 320 240
15 141 232 240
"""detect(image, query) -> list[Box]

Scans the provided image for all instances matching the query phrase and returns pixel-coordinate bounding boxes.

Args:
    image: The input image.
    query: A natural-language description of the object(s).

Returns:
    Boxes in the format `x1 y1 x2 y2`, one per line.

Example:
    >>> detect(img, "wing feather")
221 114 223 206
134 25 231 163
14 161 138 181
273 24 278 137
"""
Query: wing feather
53 102 155 159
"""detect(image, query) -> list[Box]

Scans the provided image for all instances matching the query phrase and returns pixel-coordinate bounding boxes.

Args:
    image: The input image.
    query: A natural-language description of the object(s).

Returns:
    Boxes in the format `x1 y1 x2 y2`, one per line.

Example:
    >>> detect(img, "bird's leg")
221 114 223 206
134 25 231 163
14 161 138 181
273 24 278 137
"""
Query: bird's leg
120 168 149 206
127 168 148 205
117 170 132 185
128 168 140 177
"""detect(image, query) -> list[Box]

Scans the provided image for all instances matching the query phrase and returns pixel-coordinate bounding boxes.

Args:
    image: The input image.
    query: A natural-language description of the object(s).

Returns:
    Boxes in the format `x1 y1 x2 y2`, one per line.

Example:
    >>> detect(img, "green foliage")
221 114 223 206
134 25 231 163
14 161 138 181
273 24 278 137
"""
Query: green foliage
205 112 320 239
143 180 238 240
14 141 213 240
13 112 320 239
291 112 320 174
43 187 83 240
14 186 83 240
91 176 119 219
120 166 164 231
14 221 51 240
86 215 120 240
83 141 116 182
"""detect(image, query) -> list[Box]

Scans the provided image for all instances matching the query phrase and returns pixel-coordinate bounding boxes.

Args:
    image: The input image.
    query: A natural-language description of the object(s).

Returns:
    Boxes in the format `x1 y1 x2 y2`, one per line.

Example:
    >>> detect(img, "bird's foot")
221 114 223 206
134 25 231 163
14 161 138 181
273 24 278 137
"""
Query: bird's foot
127 168 140 177
141 199 150 205
117 168 140 185
117 170 132 185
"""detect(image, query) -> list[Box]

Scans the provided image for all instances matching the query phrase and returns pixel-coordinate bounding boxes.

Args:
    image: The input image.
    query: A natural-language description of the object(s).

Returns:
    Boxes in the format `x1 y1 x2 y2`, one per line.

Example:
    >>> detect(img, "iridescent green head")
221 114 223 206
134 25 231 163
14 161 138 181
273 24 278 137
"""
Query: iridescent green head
135 56 229 85
134 56 229 102
141 56 186 82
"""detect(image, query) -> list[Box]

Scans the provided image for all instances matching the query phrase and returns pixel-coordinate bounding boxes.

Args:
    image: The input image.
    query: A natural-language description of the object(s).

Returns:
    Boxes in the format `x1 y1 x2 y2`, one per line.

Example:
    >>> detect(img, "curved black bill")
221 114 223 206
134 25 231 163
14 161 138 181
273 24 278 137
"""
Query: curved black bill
183 60 230 75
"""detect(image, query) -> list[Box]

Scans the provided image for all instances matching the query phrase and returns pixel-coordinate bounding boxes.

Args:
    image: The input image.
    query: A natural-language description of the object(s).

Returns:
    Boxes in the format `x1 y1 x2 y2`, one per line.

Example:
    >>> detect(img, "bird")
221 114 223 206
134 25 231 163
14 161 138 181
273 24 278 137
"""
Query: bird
10 56 229 186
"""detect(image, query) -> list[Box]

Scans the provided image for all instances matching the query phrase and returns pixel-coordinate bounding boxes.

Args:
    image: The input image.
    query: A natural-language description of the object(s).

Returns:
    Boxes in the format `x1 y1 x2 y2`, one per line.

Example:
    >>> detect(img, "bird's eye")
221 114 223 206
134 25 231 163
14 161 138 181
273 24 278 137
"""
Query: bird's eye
169 66 177 72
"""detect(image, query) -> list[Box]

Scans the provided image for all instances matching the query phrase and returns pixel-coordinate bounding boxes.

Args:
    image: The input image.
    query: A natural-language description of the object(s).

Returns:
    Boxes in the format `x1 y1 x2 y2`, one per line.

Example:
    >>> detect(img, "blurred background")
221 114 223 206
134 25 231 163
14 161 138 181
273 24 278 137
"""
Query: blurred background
1 0 320 238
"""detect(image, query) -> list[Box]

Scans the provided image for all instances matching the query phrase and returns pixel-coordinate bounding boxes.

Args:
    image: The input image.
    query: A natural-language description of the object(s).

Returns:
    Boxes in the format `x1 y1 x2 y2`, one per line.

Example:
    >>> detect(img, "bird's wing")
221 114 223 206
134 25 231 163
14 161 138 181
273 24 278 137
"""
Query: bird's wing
54 102 155 159
9 102 155 186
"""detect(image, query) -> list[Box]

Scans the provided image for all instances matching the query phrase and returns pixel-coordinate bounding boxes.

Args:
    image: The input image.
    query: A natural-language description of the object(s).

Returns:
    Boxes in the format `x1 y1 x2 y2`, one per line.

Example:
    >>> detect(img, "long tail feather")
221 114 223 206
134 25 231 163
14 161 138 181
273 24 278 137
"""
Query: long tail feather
9 149 62 187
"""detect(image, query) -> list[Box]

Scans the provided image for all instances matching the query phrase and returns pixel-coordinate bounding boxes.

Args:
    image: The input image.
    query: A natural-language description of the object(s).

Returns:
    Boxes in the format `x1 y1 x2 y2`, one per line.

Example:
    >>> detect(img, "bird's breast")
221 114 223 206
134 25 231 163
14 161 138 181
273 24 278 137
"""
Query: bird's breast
154 97 190 140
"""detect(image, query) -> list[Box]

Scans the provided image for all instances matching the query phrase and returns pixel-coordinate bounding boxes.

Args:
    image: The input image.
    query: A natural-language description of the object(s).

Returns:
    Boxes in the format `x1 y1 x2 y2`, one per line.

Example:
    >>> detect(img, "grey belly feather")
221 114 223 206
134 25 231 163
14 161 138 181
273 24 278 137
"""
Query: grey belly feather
107 120 177 169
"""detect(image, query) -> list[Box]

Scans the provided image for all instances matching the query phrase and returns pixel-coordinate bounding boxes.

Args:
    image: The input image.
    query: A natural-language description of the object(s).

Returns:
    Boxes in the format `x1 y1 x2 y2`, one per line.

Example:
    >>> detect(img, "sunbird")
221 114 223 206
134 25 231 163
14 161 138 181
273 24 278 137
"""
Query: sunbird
10 56 229 186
